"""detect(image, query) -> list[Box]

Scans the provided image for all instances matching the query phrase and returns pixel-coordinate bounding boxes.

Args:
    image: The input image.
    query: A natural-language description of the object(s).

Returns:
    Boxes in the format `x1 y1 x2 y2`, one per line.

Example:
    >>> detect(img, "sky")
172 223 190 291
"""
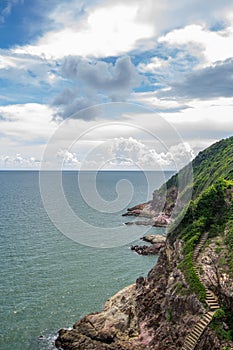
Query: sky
0 0 233 170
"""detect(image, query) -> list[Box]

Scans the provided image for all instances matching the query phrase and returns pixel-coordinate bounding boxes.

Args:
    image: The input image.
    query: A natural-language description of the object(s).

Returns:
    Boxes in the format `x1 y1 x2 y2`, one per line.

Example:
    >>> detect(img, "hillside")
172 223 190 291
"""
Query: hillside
56 137 233 350
124 136 233 229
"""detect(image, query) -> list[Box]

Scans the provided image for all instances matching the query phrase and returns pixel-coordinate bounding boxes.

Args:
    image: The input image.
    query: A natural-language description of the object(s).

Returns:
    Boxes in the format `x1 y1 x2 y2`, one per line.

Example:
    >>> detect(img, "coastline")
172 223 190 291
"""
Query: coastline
55 137 233 350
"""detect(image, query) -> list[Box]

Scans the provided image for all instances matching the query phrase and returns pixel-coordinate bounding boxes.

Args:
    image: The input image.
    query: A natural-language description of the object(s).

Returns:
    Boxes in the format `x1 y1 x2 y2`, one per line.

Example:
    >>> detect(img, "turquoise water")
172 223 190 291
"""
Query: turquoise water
0 171 173 350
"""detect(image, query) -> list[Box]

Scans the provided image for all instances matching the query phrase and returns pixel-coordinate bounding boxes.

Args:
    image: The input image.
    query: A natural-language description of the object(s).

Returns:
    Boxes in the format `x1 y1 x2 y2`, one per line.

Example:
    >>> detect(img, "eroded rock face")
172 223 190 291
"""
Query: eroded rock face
122 187 178 228
131 243 165 255
55 284 145 350
56 242 203 350
135 246 205 350
131 235 166 255
142 234 166 244
56 237 233 350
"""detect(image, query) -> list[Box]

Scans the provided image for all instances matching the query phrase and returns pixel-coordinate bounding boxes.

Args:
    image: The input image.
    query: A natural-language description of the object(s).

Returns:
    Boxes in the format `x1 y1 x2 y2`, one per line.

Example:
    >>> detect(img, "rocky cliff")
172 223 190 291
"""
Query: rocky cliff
56 137 233 350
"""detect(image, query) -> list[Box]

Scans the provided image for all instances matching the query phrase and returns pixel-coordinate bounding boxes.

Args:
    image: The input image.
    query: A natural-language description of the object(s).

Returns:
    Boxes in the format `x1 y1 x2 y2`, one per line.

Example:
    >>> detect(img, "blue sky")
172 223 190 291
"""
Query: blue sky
1 0 233 169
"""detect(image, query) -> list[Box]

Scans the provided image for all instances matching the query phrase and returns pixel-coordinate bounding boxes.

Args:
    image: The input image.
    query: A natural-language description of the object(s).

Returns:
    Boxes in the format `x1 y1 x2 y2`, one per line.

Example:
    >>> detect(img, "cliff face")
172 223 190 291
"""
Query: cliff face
56 237 233 350
56 137 233 350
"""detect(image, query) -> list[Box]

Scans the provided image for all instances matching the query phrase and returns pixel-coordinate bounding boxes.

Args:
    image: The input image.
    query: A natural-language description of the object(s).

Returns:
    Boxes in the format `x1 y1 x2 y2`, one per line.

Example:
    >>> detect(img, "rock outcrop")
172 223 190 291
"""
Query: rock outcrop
131 235 166 255
122 187 178 228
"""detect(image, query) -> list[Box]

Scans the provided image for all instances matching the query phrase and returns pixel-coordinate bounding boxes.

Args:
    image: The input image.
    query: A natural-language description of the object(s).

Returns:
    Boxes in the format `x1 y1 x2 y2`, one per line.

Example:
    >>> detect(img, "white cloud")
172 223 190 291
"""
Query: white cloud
0 53 17 69
159 23 233 66
0 51 60 87
14 3 154 59
138 57 171 73
0 153 41 169
57 149 81 167
132 92 189 112
161 97 233 151
55 137 194 170
0 103 57 141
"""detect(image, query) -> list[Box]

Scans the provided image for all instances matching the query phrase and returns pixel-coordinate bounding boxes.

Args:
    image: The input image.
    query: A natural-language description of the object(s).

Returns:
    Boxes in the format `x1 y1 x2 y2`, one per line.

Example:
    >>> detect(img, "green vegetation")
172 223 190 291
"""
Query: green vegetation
174 178 233 302
192 137 233 198
158 137 233 311
167 309 172 322
174 178 233 241
178 253 206 302
224 220 233 277
150 136 233 345
210 308 233 341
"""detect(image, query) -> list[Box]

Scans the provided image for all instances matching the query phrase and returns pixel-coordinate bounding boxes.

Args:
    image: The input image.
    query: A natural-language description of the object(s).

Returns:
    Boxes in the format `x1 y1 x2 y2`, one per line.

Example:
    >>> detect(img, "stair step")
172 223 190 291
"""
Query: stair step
195 324 205 332
202 314 211 320
207 299 219 303
206 300 218 304
194 324 204 331
192 329 202 338
199 319 208 327
187 336 197 345
190 330 200 339
206 293 215 296
186 333 197 341
182 234 217 350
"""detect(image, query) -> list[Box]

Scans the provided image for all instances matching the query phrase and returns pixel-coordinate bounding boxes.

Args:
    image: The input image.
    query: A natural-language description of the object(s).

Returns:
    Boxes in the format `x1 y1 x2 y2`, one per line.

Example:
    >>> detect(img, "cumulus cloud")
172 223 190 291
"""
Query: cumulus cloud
66 137 195 170
12 0 233 59
159 23 233 66
0 154 41 168
62 56 143 98
53 89 99 120
54 56 144 119
0 51 59 83
161 58 233 100
14 2 154 59
109 137 171 169
57 149 81 167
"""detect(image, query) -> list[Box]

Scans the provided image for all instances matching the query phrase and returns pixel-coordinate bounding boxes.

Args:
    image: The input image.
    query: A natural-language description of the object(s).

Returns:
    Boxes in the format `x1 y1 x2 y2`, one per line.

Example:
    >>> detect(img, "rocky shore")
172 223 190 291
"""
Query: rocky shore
55 235 233 350
131 234 166 255
122 186 178 227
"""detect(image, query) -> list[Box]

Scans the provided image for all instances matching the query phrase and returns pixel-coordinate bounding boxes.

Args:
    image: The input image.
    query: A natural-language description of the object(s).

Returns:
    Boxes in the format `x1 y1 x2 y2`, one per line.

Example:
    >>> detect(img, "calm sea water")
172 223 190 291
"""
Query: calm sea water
0 171 173 350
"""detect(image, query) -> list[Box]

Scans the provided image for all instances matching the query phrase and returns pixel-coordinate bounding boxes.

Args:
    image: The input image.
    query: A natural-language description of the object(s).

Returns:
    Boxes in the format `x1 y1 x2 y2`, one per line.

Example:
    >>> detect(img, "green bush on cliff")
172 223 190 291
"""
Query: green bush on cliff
224 220 233 277
225 221 233 249
178 179 232 241
175 178 233 302
211 308 233 341
191 137 233 198
179 253 206 302
160 137 233 306
183 234 200 255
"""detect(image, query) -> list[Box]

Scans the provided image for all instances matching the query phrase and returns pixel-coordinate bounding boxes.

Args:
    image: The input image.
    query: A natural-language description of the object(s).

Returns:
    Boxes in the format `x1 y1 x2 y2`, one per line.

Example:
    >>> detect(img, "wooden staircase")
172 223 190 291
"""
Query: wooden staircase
181 233 220 350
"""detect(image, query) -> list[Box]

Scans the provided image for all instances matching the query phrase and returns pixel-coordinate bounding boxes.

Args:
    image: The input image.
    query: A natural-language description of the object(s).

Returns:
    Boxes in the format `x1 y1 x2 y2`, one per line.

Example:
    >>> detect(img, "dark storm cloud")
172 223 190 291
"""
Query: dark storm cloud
53 89 99 120
61 56 144 100
163 58 233 100
53 56 145 119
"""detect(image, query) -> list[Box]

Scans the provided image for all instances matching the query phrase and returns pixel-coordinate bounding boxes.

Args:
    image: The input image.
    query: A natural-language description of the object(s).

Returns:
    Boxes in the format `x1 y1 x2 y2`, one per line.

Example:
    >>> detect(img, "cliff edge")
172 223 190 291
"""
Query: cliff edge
56 136 233 350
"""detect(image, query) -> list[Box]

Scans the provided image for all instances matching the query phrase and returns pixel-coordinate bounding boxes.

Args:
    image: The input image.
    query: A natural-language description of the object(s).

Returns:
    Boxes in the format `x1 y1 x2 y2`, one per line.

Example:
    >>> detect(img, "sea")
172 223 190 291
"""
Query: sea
0 170 174 350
